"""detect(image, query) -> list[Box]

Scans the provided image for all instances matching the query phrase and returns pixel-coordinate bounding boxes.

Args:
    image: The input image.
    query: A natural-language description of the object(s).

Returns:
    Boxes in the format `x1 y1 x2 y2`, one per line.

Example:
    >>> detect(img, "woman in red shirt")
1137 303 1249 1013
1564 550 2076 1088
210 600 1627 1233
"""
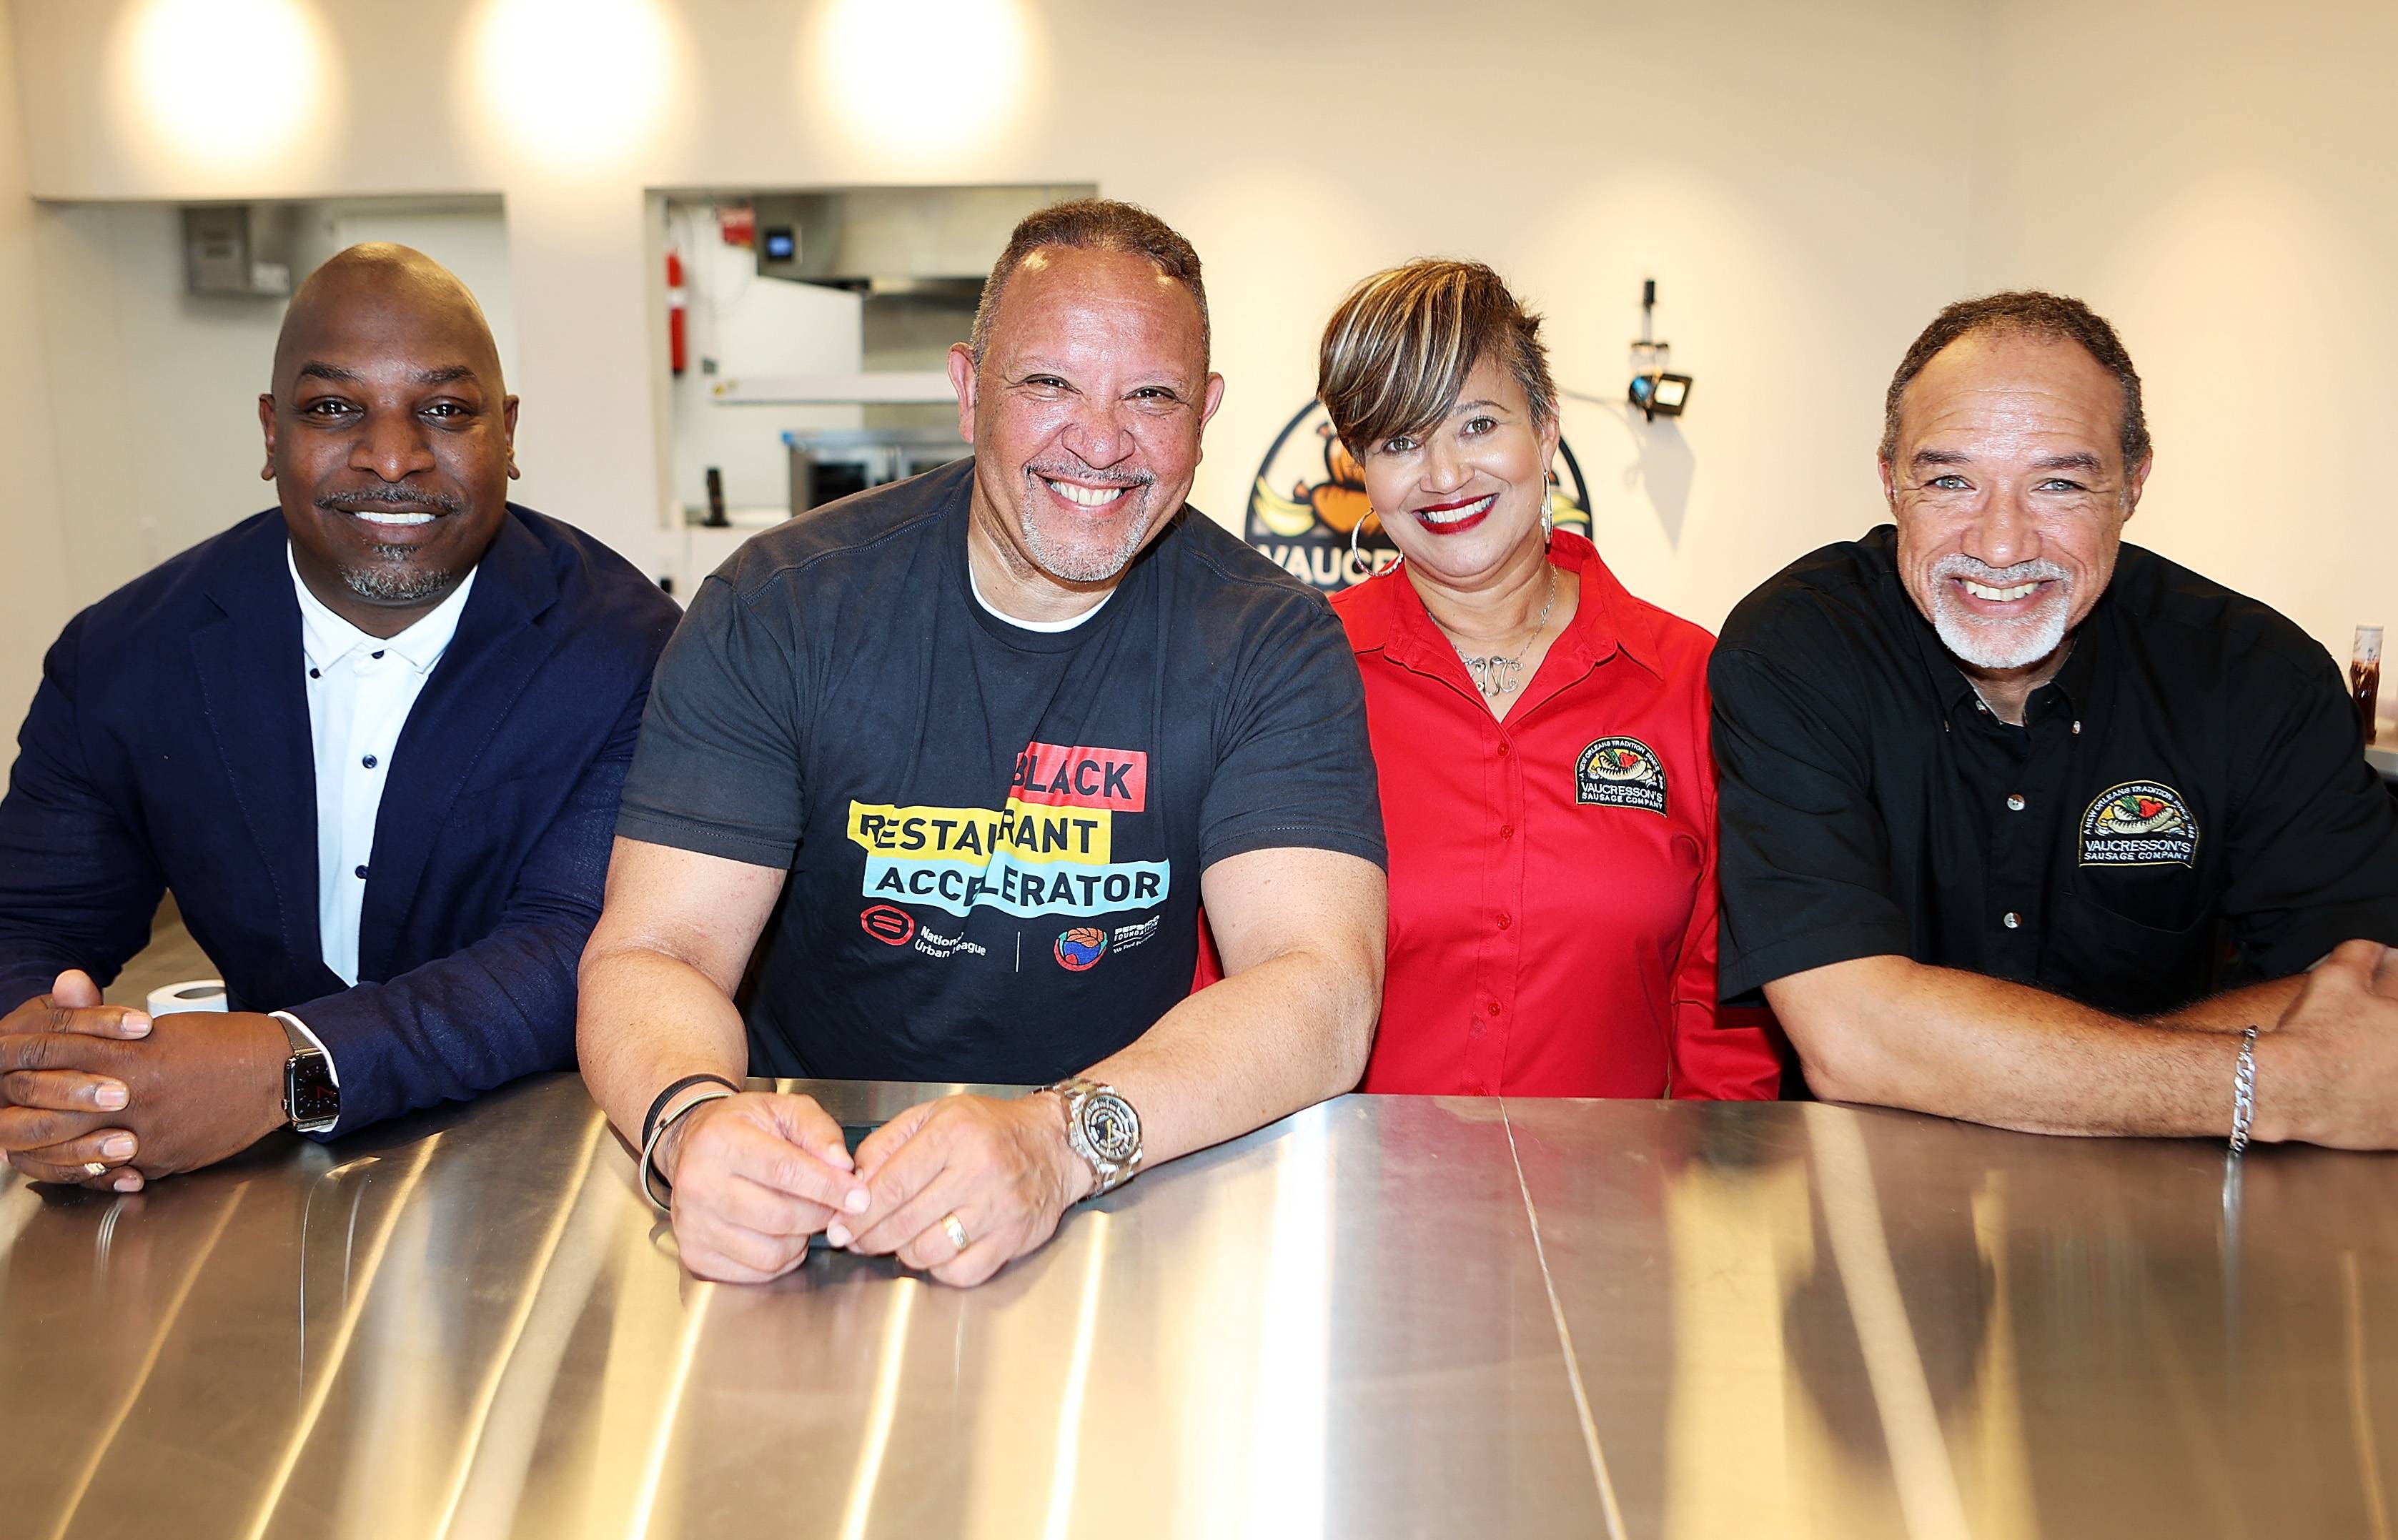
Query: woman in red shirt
1316 260 1780 1098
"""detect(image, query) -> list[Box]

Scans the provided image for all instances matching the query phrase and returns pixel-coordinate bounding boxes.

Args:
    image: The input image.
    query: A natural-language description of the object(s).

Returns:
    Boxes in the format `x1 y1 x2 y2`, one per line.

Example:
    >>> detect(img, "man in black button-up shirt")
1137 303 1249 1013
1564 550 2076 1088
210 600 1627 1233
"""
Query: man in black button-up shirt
1713 291 2398 1147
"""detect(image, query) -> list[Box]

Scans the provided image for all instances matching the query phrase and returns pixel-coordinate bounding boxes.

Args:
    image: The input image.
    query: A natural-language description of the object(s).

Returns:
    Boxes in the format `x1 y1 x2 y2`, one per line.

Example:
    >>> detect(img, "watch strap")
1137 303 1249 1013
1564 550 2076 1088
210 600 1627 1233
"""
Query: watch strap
281 1043 340 1134
1045 1077 1143 1197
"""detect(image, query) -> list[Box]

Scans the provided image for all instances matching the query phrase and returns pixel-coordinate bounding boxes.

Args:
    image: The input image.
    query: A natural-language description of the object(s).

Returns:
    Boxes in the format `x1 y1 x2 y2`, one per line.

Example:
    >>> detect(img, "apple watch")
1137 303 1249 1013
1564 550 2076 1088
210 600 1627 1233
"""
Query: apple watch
277 1017 340 1134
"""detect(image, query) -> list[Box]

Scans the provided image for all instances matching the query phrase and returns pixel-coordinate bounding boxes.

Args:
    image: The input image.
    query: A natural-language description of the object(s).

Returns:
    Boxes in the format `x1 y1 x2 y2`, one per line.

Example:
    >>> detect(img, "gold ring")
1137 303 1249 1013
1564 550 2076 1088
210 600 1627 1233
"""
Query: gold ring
940 1211 970 1253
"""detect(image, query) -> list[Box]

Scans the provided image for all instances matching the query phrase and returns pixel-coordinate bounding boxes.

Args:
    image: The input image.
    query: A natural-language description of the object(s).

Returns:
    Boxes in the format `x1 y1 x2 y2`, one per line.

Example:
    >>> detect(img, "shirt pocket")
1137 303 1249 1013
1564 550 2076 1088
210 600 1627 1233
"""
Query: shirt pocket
2049 886 2217 1015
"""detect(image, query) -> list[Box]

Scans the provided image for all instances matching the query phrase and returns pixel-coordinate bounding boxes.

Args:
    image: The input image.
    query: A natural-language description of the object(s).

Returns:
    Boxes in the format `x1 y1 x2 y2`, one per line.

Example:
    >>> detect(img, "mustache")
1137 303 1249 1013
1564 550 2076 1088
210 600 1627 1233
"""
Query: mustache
1024 458 1154 490
1931 554 2071 587
317 486 460 515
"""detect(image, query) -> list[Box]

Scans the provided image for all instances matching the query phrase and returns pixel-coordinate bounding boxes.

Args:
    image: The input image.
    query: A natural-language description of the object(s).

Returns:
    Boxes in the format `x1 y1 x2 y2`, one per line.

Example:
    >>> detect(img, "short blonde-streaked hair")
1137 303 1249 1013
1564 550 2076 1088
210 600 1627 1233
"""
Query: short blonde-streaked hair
1317 259 1557 456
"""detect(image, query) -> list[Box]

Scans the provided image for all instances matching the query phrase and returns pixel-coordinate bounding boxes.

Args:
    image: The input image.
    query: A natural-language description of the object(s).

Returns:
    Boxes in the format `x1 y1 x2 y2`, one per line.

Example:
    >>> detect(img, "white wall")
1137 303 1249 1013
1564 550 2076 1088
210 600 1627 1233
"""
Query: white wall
4 0 2392 667
0 0 67 722
663 197 862 520
1967 0 2398 665
27 196 516 605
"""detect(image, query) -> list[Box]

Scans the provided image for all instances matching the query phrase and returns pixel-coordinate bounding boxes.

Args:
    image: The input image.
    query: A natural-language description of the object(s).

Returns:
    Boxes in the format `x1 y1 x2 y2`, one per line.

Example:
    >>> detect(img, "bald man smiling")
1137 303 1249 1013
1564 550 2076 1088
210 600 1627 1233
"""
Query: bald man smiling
0 244 677 1188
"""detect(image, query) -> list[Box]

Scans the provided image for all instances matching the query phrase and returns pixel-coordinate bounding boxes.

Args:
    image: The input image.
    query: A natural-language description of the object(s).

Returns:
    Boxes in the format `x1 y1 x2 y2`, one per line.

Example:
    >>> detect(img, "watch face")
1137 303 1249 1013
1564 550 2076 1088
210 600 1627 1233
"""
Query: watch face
287 1055 340 1128
1081 1092 1141 1163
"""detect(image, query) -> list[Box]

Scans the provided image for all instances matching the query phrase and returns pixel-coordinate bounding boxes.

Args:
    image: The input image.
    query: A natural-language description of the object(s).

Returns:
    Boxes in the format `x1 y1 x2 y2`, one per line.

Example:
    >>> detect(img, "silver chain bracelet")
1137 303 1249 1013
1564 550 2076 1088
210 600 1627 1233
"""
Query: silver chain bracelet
2229 1025 2259 1156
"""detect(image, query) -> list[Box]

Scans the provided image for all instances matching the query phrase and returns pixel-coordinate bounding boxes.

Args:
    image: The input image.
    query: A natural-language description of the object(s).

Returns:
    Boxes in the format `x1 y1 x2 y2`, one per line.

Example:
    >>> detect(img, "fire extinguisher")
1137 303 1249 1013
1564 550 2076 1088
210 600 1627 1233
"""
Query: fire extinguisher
666 249 688 376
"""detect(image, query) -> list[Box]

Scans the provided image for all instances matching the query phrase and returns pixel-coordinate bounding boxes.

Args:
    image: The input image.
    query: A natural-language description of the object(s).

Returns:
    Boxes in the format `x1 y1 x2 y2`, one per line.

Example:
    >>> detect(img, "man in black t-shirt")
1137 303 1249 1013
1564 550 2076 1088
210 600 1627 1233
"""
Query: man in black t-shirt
580 200 1388 1287
1713 291 2398 1148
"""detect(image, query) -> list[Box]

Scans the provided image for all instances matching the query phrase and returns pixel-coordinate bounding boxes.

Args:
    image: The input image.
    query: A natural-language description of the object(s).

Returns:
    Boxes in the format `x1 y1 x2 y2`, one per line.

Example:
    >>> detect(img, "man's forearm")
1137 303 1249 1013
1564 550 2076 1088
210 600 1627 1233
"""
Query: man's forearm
2152 975 2303 1033
576 945 751 1146
1077 945 1375 1173
1770 956 2251 1138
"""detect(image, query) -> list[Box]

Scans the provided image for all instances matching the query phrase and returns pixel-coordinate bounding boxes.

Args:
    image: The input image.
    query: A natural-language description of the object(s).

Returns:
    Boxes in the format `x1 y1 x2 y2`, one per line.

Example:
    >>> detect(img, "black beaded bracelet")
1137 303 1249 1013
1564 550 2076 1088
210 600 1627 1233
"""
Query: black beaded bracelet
640 1073 742 1149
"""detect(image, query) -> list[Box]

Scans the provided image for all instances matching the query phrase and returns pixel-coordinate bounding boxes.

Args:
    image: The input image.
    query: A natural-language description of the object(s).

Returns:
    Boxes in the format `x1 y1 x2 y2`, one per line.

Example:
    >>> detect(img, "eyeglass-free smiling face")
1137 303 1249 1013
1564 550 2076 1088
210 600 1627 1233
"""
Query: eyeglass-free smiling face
1882 329 2151 679
948 246 1224 612
259 250 517 635
1352 354 1559 589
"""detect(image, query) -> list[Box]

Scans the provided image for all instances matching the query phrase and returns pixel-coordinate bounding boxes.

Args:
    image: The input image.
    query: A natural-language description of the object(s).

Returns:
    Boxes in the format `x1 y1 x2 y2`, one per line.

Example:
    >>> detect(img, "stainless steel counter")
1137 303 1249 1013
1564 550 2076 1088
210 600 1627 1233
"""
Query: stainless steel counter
2 1076 2393 1539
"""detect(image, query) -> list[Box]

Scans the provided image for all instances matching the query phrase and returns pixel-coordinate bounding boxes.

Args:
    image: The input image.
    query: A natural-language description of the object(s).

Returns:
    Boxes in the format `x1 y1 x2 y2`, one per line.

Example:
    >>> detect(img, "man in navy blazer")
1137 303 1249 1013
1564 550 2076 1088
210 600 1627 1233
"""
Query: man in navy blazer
0 244 676 1188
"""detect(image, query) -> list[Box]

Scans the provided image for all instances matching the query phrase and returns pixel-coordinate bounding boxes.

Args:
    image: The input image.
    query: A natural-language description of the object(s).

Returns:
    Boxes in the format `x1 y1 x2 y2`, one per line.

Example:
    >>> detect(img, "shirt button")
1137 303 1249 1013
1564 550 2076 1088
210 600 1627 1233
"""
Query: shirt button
362 755 378 770
1485 1000 1502 1017
1496 745 1510 759
1471 1082 1490 1096
1499 824 1515 839
354 865 369 880
307 667 321 680
2006 793 2025 810
1497 913 1512 930
371 650 386 660
2002 911 2021 929
2071 720 2083 735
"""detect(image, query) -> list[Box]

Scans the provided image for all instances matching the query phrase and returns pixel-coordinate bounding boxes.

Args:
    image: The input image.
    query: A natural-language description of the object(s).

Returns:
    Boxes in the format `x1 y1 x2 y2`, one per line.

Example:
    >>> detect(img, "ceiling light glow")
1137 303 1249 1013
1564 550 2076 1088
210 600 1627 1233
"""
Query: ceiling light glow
472 0 674 170
816 0 1030 165
121 0 325 177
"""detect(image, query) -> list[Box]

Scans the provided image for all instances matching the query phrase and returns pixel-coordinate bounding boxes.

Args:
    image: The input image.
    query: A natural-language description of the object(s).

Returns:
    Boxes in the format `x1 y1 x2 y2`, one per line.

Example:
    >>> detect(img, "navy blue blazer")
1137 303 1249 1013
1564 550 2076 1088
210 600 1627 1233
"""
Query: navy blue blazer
0 505 679 1134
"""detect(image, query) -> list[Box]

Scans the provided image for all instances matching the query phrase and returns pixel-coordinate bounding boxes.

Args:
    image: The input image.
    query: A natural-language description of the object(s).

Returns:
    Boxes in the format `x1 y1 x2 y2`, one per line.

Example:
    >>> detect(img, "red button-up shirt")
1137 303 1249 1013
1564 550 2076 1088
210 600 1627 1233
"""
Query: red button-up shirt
1333 532 1781 1099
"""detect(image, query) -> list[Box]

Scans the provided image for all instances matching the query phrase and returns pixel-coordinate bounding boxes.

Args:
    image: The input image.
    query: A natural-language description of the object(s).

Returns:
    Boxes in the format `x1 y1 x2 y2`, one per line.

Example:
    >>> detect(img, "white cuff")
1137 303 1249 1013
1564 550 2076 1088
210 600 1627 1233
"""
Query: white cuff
269 1010 342 1088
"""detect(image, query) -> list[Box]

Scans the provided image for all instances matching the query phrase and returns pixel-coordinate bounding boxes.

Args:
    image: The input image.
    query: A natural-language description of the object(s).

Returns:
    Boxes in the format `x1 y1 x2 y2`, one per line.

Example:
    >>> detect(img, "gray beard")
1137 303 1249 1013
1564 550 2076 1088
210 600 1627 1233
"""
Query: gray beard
340 552 457 604
1927 555 2073 671
1019 485 1156 583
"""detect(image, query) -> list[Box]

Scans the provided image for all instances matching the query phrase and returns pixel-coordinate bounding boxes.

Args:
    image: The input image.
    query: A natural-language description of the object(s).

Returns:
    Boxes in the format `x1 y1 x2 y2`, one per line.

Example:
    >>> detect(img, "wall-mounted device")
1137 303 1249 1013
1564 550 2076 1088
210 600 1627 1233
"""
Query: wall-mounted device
182 204 299 297
1628 279 1693 422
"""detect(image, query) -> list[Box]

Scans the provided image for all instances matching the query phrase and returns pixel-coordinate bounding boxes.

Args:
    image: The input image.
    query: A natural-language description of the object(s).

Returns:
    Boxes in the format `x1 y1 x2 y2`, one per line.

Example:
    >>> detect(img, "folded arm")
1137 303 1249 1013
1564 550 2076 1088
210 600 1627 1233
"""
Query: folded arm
838 845 1384 1287
1078 845 1384 1167
577 836 862 1285
1768 951 2379 1143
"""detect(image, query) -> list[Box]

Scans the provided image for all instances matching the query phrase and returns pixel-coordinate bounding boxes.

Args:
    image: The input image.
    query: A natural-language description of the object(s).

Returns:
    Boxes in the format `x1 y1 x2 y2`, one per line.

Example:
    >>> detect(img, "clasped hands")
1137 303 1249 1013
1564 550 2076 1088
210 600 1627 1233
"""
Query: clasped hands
655 1087 1094 1288
0 970 291 1191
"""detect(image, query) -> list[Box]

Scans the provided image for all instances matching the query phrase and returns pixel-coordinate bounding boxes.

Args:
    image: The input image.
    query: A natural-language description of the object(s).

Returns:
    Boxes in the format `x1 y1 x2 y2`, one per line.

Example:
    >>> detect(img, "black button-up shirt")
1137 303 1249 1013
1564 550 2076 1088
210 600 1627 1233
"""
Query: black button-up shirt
1710 525 2398 1015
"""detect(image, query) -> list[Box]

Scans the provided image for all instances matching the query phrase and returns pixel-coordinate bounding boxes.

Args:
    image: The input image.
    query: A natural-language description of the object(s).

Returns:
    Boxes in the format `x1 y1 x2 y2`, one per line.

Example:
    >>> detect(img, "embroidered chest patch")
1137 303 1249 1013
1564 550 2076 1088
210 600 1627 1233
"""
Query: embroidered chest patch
1575 737 1668 815
2079 781 2199 867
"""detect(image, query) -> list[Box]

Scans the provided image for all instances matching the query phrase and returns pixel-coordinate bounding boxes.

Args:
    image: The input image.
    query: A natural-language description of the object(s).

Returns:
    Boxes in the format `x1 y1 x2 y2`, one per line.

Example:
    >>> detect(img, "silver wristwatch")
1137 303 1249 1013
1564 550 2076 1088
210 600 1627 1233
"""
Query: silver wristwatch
276 1017 340 1135
1044 1076 1143 1197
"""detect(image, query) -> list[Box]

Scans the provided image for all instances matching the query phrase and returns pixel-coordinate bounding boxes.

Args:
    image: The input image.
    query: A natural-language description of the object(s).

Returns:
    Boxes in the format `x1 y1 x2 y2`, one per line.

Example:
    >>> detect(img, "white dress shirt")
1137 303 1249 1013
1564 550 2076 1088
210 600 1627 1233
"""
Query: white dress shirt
272 547 478 1089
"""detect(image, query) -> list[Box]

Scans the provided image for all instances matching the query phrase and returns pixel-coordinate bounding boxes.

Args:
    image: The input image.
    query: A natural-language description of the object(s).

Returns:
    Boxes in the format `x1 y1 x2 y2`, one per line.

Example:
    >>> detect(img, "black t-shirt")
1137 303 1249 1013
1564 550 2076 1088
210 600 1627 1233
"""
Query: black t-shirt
1710 525 2398 1015
616 459 1386 1081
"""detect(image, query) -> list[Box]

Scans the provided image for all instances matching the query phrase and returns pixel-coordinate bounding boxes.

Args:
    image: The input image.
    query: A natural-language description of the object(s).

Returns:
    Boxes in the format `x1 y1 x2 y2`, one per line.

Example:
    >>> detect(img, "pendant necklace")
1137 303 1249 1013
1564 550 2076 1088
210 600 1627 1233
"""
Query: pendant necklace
1451 565 1557 700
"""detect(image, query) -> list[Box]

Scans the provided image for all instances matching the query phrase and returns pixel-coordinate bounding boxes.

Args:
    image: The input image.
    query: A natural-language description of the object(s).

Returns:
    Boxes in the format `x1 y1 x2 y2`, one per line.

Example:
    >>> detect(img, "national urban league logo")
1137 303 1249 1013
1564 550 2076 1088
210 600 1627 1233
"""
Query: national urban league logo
1245 402 1594 592
1575 737 1668 815
860 903 917 946
2079 781 2198 867
1054 926 1109 971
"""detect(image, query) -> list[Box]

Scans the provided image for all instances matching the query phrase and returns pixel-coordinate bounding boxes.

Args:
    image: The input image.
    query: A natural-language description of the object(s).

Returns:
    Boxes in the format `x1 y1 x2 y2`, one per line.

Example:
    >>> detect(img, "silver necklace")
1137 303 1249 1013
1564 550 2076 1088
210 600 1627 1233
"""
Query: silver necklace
1450 566 1557 700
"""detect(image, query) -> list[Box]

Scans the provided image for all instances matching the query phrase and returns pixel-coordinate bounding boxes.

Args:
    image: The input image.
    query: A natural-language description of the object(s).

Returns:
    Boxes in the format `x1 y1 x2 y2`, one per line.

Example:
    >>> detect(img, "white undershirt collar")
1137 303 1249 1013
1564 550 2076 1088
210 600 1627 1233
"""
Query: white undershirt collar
967 559 1113 632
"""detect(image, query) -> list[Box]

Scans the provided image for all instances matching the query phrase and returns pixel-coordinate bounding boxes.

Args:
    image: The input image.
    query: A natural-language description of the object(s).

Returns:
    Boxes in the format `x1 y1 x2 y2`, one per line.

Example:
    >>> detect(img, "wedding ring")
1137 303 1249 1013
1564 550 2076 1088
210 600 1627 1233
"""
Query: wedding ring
81 1162 107 1178
940 1211 970 1253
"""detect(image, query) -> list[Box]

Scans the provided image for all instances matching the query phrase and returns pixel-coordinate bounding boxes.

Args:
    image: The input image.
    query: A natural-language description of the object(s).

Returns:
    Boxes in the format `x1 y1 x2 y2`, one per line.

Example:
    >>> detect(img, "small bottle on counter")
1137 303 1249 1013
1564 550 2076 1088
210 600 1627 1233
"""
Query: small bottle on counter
2353 625 2383 745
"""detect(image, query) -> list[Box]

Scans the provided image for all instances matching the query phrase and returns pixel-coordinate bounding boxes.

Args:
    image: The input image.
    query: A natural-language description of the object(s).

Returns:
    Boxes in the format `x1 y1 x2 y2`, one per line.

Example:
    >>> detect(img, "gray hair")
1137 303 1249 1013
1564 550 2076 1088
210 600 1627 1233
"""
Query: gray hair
1882 290 2149 470
968 197 1209 364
